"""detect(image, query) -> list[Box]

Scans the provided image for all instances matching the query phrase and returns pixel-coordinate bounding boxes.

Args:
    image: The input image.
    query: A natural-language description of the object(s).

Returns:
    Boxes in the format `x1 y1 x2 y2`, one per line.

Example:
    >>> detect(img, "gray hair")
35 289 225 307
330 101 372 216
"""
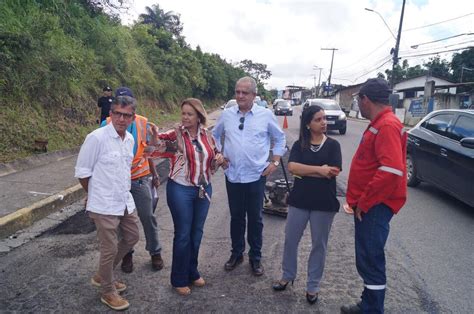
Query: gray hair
112 96 137 111
236 76 258 94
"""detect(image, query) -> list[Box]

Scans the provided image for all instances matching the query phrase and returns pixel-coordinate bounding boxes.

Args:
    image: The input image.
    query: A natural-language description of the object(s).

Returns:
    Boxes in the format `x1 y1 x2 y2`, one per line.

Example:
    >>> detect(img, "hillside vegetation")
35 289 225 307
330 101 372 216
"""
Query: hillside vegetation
0 1 247 163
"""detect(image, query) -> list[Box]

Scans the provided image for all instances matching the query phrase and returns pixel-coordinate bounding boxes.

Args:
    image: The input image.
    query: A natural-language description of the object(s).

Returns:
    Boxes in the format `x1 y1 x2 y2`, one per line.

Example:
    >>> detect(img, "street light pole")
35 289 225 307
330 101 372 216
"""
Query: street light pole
321 48 337 97
365 2 406 89
391 0 406 89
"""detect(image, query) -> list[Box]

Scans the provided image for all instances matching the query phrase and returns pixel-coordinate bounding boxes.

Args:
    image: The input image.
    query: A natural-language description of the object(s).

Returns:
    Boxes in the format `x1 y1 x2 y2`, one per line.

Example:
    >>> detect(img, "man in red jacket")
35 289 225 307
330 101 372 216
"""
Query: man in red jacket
341 78 407 314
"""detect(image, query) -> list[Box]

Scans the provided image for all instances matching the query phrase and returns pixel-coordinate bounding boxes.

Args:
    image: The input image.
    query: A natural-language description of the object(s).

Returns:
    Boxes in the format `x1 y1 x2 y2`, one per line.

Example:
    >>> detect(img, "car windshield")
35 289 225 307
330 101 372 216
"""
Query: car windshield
277 101 291 108
310 100 341 111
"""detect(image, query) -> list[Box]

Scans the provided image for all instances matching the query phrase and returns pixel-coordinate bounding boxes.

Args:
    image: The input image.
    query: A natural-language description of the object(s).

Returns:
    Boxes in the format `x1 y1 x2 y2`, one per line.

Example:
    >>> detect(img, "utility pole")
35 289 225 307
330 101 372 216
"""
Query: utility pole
313 66 323 97
390 0 406 89
321 48 338 97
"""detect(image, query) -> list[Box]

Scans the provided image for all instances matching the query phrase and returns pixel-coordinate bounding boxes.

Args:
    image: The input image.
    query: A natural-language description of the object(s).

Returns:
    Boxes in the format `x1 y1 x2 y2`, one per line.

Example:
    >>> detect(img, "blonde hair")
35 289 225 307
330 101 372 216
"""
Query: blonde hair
181 98 207 126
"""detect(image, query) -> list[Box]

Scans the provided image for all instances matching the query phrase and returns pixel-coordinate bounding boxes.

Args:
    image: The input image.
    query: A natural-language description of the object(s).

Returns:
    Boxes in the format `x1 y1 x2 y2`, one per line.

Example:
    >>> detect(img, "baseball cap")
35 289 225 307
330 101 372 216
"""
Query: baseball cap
115 87 134 98
358 78 391 103
103 86 112 92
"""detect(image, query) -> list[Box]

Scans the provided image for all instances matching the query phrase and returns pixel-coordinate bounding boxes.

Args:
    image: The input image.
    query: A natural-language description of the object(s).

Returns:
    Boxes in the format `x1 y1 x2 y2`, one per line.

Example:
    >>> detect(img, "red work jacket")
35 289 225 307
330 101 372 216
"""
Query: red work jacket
346 108 407 214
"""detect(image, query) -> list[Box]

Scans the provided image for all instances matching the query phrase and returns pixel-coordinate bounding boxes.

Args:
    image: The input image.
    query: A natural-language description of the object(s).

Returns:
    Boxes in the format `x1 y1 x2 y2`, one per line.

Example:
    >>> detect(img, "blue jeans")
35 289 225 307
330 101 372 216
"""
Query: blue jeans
166 179 211 287
225 176 266 262
131 177 161 256
355 203 394 314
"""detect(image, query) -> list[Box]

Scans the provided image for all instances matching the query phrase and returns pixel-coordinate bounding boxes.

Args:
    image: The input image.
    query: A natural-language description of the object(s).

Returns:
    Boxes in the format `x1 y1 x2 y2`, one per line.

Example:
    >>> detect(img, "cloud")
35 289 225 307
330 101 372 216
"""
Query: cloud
127 0 473 89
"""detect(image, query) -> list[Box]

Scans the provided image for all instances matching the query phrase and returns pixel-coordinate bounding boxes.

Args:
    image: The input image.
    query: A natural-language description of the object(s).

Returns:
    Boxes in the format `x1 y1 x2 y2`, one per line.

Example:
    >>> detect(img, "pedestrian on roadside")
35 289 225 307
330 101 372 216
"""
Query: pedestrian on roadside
212 76 286 276
340 78 407 314
272 105 341 305
75 94 139 311
102 87 164 273
149 98 225 296
97 86 114 124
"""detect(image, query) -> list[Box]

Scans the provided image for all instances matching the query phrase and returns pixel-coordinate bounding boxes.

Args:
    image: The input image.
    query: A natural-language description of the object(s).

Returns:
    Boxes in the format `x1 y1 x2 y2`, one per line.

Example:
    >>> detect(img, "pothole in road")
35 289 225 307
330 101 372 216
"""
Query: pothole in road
45 210 95 235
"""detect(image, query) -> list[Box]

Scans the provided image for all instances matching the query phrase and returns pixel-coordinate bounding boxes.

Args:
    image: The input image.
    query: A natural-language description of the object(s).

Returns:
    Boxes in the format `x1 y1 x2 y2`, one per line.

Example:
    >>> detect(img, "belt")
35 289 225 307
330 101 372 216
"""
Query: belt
132 175 151 184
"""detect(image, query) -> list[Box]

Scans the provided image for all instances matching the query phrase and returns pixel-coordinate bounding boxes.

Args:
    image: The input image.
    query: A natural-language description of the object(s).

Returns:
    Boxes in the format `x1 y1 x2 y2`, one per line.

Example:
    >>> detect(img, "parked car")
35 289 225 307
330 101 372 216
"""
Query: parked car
407 109 474 207
274 100 293 116
221 99 238 110
272 98 284 109
302 98 347 134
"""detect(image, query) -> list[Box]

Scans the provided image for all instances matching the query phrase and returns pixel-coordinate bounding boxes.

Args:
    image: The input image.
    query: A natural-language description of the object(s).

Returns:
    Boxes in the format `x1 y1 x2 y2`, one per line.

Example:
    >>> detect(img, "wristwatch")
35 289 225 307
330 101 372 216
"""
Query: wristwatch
272 160 280 167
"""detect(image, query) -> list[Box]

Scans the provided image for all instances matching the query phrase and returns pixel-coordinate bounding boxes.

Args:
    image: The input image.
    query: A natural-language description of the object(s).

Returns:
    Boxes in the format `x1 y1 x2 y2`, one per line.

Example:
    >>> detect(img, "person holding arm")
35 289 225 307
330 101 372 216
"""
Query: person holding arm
150 98 224 296
272 105 342 305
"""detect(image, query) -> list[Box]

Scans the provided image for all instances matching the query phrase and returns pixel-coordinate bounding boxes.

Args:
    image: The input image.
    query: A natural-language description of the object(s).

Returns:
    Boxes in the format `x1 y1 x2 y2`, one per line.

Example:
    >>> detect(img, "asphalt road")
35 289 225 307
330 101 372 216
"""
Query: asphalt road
0 105 472 312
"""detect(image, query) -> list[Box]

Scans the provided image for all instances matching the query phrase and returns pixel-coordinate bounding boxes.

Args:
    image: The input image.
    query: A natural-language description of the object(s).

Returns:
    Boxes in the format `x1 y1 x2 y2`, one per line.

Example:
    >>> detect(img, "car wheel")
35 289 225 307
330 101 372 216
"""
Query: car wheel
339 127 347 135
406 154 421 187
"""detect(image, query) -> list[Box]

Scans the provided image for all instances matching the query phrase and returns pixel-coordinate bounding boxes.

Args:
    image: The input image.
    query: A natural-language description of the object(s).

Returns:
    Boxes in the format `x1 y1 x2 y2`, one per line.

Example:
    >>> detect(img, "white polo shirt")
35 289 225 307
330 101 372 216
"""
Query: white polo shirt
75 123 136 215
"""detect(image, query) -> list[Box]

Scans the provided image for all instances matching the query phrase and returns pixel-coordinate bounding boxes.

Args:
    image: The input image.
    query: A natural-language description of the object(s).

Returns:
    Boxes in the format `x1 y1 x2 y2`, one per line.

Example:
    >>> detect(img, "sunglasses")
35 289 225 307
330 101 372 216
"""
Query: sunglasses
192 139 203 153
111 110 134 119
238 117 245 130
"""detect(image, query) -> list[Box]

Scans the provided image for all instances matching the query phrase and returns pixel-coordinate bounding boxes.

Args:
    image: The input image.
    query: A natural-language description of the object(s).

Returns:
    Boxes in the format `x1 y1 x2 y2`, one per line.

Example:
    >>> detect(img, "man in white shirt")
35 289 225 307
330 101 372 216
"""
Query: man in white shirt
75 95 139 311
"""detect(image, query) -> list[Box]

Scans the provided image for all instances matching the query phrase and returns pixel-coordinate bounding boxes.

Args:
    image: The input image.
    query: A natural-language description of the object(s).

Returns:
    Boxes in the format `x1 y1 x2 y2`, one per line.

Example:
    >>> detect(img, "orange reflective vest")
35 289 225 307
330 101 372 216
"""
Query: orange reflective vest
106 114 150 180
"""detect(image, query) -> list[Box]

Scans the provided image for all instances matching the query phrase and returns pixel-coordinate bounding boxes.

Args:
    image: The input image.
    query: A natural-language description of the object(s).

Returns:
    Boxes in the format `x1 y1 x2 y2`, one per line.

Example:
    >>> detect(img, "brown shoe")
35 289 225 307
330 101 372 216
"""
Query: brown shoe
193 277 205 287
121 252 133 273
100 293 129 311
91 275 126 292
151 254 164 271
174 286 191 296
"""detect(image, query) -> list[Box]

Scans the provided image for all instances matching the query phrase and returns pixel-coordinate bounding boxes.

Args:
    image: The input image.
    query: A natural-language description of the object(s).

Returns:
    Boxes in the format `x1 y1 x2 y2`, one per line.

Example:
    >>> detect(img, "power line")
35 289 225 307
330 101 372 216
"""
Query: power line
333 37 392 72
400 46 473 58
410 33 473 48
399 40 474 55
404 13 474 32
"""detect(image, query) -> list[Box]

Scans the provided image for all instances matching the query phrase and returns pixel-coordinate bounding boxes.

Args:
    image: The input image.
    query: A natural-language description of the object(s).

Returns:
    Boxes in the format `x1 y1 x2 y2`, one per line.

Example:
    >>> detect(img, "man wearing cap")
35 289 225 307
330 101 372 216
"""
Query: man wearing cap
341 78 407 314
75 93 139 310
102 87 164 273
98 86 114 124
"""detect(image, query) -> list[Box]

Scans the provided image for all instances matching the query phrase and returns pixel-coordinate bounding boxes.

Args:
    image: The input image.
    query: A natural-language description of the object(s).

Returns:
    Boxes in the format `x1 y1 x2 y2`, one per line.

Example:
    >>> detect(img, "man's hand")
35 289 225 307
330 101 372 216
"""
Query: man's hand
355 207 363 221
262 163 277 177
152 175 160 188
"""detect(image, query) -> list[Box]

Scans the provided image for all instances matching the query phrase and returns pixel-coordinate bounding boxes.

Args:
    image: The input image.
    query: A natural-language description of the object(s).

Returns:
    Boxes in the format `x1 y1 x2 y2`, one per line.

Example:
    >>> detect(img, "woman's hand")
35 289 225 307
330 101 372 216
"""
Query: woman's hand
320 165 341 179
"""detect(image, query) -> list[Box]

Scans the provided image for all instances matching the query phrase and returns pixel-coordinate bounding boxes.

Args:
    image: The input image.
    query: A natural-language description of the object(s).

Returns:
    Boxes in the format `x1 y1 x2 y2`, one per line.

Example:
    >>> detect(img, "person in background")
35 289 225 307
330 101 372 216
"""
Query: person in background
149 98 224 296
102 87 164 273
75 94 139 311
272 105 341 305
213 76 286 277
341 78 407 314
98 86 114 124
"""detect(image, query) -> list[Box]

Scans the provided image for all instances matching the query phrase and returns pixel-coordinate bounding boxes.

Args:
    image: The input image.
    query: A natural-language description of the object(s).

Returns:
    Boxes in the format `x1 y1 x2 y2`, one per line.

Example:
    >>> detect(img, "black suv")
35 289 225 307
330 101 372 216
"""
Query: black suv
407 109 474 207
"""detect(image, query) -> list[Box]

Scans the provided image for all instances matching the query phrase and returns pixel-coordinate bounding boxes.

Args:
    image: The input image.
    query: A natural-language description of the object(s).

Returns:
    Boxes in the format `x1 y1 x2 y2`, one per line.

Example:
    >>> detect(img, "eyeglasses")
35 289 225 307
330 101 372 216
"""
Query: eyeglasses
192 139 203 153
238 117 245 130
111 110 134 119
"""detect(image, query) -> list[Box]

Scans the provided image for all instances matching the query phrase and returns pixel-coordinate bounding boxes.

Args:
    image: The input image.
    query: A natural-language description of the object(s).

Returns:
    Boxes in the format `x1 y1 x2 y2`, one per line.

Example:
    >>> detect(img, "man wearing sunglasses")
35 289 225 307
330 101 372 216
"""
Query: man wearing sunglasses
102 87 164 274
75 93 139 310
213 76 286 276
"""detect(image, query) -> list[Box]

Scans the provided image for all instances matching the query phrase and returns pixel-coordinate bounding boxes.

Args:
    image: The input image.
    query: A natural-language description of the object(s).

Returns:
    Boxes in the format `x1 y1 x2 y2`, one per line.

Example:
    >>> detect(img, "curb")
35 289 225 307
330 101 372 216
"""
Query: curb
0 115 221 239
0 184 86 239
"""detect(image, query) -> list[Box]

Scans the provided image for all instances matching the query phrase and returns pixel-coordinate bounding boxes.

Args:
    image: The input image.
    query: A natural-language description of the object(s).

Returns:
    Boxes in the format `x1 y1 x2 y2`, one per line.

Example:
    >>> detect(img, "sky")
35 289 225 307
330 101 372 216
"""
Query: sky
122 0 473 90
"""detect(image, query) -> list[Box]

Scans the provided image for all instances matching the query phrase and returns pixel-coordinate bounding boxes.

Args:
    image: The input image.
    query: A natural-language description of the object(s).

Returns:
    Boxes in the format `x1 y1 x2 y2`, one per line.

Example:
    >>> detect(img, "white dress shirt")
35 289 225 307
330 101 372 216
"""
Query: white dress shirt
75 123 136 215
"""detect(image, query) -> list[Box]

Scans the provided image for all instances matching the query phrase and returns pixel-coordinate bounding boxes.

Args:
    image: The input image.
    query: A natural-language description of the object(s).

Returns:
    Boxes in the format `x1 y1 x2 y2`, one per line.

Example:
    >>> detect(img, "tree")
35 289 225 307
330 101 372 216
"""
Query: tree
139 4 183 40
238 59 271 84
423 56 451 80
451 47 474 92
376 72 385 79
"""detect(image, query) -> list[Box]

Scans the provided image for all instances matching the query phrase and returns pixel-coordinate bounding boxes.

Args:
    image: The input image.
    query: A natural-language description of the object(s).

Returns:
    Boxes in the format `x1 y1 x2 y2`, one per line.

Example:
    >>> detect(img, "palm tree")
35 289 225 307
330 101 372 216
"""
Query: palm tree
139 4 183 39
